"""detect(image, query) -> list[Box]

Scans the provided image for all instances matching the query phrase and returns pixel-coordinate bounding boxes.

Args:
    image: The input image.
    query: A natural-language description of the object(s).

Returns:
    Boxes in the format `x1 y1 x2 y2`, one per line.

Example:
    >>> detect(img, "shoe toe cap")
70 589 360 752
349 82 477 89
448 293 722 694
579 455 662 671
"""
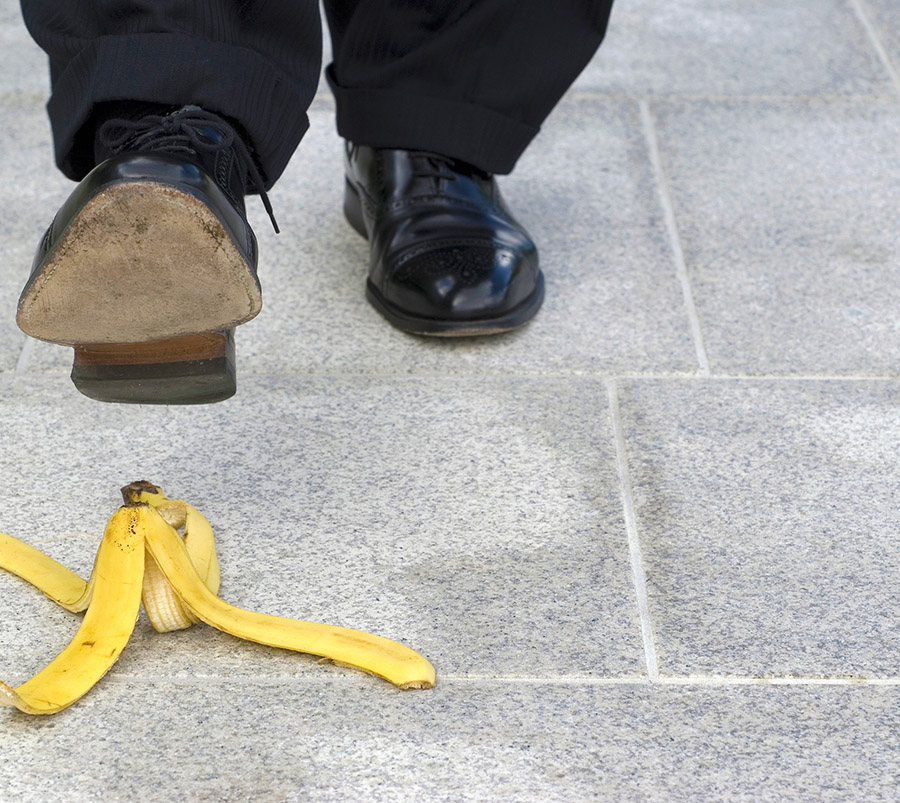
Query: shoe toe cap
383 241 539 320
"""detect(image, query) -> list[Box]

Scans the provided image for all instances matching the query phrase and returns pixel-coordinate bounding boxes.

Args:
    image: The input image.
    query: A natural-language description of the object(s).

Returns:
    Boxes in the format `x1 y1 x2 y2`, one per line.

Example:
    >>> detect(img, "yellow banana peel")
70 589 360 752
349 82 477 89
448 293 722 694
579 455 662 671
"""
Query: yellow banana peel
0 482 435 715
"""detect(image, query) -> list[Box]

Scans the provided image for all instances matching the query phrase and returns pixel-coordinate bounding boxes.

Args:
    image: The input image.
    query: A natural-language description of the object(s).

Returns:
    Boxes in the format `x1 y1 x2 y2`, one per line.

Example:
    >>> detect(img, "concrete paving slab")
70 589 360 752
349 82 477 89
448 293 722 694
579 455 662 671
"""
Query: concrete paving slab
577 0 893 97
2 680 899 801
0 373 645 682
652 99 900 375
619 378 900 677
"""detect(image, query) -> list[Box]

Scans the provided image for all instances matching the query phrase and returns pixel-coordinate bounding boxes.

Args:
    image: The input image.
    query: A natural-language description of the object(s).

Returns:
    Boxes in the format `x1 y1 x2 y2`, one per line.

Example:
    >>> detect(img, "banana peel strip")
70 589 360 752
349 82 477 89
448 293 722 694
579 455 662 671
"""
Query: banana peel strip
0 483 435 715
0 507 145 715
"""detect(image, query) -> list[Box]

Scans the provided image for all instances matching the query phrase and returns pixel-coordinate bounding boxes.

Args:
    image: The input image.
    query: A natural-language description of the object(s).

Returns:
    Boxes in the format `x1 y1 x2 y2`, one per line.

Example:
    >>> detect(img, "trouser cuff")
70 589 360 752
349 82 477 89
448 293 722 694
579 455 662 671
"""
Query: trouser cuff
47 33 312 188
326 66 538 175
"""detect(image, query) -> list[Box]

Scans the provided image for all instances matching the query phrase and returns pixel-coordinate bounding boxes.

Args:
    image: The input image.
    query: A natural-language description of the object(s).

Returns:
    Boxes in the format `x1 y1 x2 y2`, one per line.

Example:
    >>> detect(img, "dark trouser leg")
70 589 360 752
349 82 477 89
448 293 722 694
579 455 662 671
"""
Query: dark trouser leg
19 0 323 187
324 0 615 174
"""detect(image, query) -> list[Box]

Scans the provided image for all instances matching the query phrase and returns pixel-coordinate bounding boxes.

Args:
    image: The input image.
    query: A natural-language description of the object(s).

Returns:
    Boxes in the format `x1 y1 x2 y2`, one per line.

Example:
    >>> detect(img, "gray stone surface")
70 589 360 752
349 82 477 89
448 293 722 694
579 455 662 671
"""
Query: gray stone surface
0 374 644 683
5 0 900 798
619 378 900 677
861 0 900 72
652 99 900 375
3 680 900 801
0 94 70 374
0 1 50 97
577 0 893 97
134 98 693 378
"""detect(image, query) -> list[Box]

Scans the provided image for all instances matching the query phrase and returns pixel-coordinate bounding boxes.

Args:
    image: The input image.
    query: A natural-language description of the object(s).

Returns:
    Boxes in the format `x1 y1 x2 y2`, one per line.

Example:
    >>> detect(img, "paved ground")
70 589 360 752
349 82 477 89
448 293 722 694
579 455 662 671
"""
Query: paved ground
2 1 900 800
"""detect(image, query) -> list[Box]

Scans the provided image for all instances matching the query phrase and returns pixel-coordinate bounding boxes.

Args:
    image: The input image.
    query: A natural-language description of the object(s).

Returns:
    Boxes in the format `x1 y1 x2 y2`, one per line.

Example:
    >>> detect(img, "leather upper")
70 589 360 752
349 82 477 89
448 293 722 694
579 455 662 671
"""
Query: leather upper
345 145 540 322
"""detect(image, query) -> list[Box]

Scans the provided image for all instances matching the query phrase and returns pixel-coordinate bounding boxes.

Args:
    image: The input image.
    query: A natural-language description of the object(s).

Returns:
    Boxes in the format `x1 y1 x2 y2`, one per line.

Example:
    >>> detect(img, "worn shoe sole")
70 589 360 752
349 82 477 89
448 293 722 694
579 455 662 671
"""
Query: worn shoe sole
17 181 261 345
18 178 260 404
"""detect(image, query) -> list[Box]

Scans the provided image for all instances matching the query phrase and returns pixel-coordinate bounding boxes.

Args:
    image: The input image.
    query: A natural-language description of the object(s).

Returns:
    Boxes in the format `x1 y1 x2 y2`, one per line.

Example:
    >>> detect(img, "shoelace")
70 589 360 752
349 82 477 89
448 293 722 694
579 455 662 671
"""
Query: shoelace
410 151 494 197
98 108 279 233
410 152 463 184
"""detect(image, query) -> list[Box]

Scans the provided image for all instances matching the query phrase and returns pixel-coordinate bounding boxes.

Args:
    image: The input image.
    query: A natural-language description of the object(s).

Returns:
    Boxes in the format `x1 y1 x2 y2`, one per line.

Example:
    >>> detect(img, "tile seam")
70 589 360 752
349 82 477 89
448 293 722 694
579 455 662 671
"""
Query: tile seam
606 378 660 681
12 370 900 382
659 675 900 686
849 0 900 97
232 371 900 381
639 99 711 376
39 674 900 688
452 675 900 686
10 369 900 382
13 336 33 375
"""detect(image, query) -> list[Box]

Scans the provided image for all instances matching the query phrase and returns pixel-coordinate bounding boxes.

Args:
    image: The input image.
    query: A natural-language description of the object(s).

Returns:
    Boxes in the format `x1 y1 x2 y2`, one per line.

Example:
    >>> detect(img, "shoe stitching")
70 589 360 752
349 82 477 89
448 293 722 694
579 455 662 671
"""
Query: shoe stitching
389 236 512 271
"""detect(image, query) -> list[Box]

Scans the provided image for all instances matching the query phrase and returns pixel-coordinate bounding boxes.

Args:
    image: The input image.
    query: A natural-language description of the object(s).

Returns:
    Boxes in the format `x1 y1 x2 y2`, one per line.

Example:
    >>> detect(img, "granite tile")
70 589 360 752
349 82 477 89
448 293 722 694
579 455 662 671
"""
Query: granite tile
0 373 644 682
22 339 69 373
220 98 696 376
861 0 900 72
2 680 900 801
0 94 69 373
619 378 900 677
0 0 51 97
577 0 892 97
653 99 900 375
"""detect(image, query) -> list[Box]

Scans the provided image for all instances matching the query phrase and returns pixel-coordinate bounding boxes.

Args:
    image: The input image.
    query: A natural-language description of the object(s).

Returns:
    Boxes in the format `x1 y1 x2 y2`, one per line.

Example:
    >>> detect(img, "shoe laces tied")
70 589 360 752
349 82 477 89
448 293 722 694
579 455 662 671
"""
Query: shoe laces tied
98 108 280 233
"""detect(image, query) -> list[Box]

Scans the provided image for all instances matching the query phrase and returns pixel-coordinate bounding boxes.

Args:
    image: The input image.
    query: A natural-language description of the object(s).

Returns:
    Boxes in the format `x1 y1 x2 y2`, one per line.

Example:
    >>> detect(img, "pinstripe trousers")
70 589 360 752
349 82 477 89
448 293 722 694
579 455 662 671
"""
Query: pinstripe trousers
21 0 614 186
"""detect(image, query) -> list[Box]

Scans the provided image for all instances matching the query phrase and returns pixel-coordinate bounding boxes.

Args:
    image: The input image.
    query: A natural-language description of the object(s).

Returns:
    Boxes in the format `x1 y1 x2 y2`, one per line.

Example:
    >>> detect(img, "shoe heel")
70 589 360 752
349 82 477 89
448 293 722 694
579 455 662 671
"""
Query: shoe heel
70 330 236 405
343 179 368 239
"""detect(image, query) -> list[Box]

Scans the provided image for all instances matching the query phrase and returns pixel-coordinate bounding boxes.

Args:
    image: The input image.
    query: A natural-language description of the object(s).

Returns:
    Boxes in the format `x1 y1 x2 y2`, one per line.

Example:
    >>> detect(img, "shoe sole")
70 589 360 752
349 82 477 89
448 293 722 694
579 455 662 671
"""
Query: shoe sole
344 179 544 337
17 181 261 345
70 331 236 405
365 274 545 337
18 180 260 404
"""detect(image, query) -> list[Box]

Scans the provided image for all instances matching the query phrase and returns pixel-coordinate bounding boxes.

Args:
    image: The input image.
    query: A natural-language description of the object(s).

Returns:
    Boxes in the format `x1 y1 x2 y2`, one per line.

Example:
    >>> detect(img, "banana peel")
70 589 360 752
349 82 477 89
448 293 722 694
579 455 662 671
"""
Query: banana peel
0 482 435 714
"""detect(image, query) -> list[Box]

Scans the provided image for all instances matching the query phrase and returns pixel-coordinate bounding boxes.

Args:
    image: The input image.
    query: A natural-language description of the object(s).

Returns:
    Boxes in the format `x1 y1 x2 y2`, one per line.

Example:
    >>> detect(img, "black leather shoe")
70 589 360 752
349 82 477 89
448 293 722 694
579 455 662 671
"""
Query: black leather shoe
16 106 276 404
343 144 544 336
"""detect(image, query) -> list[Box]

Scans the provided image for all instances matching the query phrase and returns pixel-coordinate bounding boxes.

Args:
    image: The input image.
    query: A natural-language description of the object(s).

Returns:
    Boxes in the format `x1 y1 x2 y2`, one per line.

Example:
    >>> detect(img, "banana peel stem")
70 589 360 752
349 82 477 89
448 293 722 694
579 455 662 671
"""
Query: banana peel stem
0 486 435 715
